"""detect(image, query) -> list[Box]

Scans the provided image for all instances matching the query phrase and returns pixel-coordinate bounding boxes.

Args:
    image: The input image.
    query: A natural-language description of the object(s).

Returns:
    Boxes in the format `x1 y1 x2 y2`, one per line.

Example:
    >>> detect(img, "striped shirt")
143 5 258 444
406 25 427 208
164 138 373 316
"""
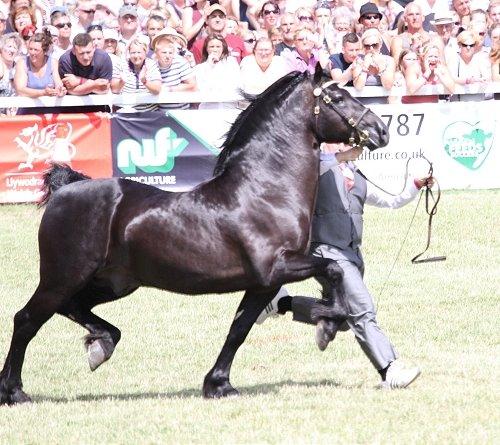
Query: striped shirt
158 55 194 110
119 58 162 111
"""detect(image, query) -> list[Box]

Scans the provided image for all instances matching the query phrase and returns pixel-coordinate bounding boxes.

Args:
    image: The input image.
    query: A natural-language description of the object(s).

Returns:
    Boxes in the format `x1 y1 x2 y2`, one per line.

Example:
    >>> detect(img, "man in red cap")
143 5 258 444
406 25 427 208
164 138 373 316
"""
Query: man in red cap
190 4 247 64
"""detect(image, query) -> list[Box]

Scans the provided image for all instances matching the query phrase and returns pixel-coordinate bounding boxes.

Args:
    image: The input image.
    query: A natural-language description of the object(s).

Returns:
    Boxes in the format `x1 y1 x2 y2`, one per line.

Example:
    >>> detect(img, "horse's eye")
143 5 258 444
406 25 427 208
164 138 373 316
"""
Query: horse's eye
332 93 343 103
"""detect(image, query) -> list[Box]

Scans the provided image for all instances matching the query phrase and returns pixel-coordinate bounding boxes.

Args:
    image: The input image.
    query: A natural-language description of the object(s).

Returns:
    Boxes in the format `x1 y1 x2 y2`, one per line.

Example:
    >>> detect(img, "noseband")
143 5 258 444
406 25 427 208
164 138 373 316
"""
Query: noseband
313 80 370 147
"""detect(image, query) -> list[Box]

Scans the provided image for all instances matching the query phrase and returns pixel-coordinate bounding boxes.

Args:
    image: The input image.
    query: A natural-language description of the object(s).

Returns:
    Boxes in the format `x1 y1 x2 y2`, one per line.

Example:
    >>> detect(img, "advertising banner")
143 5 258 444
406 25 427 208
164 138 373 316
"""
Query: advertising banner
111 111 221 191
0 113 112 203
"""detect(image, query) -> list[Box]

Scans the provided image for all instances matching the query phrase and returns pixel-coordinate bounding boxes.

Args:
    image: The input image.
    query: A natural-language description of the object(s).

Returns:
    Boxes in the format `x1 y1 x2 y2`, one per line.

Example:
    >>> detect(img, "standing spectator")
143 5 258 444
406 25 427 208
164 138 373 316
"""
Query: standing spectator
315 1 335 53
412 0 449 30
103 27 121 57
295 7 316 33
241 29 257 55
145 14 165 57
429 10 459 65
391 2 431 62
490 32 499 81
111 36 162 111
51 8 73 53
10 6 36 35
0 33 21 115
448 30 491 87
59 32 112 97
329 32 361 86
240 37 288 95
452 0 471 28
258 1 281 34
182 0 211 43
373 0 404 31
117 5 140 55
152 30 196 110
194 33 240 109
488 2 500 26
389 48 419 103
14 30 66 99
0 9 7 36
274 12 296 55
352 28 395 99
328 6 356 54
71 1 97 36
281 27 326 74
404 43 455 103
94 1 119 29
358 2 392 56
191 4 246 64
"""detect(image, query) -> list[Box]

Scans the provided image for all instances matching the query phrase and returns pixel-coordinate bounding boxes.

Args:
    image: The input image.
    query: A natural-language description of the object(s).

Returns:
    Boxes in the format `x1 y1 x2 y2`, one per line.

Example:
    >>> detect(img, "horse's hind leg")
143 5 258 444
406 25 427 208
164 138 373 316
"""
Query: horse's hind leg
58 292 121 372
203 288 278 399
0 287 69 405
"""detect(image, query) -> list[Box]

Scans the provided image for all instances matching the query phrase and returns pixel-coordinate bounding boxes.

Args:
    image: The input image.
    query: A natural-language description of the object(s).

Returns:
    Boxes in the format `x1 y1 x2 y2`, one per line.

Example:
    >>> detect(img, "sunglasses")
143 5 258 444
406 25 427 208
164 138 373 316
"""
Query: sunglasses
459 42 475 48
80 9 96 14
298 16 314 22
363 14 379 20
244 38 256 44
263 8 280 16
363 42 379 49
55 22 72 29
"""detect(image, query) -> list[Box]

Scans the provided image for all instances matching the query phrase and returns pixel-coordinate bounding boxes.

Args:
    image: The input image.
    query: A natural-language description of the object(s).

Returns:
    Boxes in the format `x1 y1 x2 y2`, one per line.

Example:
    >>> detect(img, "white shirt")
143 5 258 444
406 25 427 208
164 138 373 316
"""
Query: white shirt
240 55 289 95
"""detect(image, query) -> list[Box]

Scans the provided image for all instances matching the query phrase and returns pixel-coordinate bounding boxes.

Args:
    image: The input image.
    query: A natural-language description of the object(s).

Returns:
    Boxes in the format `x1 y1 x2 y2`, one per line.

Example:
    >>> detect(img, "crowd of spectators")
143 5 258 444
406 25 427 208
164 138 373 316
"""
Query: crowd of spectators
0 0 498 114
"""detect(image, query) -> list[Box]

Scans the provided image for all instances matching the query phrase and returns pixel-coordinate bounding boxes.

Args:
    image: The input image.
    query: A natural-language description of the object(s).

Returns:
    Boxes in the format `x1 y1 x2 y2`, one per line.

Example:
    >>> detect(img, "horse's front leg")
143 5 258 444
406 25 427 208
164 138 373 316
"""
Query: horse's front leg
203 288 278 399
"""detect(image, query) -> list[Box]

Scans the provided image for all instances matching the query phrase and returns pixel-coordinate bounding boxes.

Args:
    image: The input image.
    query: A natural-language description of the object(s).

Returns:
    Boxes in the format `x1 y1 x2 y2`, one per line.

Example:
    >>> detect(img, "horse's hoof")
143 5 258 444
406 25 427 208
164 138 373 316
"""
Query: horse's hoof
84 334 115 372
202 378 240 399
0 388 32 406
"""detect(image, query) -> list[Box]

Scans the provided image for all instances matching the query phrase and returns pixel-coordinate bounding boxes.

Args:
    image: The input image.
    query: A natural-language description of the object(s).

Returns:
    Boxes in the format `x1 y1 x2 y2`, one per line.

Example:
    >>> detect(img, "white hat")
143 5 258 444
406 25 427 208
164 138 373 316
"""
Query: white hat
430 10 454 26
102 28 119 41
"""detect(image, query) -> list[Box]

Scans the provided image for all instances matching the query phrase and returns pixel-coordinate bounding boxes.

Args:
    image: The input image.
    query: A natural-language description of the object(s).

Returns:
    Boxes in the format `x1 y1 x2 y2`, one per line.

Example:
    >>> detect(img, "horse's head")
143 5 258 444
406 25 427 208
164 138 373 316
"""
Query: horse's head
310 64 389 151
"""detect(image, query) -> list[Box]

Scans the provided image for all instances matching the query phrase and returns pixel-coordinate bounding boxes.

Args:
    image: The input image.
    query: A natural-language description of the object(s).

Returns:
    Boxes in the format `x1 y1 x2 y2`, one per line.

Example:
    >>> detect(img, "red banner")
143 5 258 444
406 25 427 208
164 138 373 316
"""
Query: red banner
0 113 112 203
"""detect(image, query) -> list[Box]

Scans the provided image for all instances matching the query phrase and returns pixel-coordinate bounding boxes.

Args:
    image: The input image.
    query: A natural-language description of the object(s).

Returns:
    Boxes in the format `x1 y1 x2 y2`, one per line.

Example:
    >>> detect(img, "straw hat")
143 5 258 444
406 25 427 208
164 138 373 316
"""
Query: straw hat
152 27 188 49
430 10 454 26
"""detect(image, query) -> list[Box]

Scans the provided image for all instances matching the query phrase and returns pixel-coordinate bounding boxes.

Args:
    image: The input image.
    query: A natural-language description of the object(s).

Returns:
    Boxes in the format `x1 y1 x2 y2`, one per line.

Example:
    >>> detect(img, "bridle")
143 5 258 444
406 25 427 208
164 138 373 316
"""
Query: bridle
312 80 371 148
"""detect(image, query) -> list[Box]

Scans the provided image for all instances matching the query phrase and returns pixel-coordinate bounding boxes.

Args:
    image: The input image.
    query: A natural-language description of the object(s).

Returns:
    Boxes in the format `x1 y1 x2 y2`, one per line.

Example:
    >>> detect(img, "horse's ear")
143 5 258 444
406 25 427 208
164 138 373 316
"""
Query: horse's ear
313 62 323 84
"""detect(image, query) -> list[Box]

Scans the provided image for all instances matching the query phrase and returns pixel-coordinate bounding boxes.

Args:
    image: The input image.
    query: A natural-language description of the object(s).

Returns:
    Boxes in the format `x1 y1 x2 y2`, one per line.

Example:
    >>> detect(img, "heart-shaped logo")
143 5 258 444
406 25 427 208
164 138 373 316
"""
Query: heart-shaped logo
443 120 495 170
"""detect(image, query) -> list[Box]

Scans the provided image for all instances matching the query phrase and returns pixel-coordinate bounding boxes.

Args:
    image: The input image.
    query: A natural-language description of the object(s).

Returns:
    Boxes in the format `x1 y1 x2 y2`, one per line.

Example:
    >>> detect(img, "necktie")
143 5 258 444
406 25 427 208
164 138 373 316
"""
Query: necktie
339 163 354 191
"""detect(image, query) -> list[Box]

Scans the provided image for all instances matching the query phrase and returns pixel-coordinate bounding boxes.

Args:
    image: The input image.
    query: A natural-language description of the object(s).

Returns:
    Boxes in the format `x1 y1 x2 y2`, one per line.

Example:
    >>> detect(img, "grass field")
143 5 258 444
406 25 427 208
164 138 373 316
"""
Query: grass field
0 190 498 444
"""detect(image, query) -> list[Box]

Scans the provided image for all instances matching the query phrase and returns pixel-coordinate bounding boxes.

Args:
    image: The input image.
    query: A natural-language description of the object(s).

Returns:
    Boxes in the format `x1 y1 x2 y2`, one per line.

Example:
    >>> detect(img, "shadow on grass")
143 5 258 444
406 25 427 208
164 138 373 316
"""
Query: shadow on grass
33 378 341 404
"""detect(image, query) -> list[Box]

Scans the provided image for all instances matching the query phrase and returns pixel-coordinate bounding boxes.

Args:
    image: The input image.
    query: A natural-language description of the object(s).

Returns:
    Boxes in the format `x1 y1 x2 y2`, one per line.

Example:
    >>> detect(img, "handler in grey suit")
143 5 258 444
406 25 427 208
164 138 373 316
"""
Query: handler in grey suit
257 144 432 389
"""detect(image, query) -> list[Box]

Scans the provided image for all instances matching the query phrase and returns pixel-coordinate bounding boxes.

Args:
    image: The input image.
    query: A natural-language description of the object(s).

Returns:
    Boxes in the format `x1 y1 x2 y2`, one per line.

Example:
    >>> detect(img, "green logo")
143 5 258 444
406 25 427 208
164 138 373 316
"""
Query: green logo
443 121 494 170
117 127 188 174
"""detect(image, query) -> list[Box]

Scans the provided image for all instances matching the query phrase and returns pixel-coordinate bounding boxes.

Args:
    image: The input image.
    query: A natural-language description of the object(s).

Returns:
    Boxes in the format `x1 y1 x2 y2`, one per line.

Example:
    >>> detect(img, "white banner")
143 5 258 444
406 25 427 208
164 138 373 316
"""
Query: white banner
170 100 499 191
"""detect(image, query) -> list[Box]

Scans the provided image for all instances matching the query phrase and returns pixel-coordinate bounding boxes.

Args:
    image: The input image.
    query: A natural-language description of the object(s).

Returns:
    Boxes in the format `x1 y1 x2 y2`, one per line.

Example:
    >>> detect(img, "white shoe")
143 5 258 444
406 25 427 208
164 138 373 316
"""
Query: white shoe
378 360 421 390
255 288 288 325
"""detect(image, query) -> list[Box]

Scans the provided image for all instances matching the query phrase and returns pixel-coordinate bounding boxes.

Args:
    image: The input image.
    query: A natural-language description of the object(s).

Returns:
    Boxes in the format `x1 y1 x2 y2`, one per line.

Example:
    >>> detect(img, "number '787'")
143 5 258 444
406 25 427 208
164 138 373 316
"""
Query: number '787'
381 113 424 136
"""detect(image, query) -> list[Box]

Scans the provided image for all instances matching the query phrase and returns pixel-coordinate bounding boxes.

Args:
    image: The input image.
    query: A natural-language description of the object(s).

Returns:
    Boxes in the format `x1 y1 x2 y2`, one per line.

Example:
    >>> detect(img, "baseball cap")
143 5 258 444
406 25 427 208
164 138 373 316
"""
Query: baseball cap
206 4 227 17
119 5 138 18
102 28 119 41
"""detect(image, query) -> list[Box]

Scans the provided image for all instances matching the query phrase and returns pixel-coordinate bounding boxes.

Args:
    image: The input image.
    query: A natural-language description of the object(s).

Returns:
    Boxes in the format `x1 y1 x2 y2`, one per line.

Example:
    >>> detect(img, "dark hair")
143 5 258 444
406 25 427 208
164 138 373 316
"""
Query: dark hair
87 24 103 33
259 1 280 17
342 32 359 46
73 32 93 47
201 33 228 62
29 28 53 52
50 11 69 25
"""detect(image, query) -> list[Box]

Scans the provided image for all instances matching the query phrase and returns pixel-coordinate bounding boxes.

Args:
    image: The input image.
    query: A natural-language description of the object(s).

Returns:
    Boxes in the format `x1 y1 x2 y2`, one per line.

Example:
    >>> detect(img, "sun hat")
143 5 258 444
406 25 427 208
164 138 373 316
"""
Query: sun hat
430 10 454 26
206 4 227 17
152 27 188 49
358 2 383 22
102 27 119 41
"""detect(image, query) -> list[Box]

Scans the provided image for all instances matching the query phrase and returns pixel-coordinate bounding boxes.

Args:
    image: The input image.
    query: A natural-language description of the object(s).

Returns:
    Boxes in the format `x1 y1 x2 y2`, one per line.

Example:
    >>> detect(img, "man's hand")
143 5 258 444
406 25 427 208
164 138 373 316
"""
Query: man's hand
414 175 435 189
93 79 110 93
62 74 81 89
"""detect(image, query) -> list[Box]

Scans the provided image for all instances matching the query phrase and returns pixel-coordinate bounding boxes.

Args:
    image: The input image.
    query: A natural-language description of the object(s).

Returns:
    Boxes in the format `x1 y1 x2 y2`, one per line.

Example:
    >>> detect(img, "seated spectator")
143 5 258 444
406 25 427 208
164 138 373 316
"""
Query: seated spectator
191 4 247 64
404 43 455 103
14 30 66 99
448 30 491 86
152 30 196 110
329 32 362 86
59 32 112 98
274 12 296 55
0 33 22 116
240 37 288 95
112 36 162 112
50 7 73 53
194 33 240 109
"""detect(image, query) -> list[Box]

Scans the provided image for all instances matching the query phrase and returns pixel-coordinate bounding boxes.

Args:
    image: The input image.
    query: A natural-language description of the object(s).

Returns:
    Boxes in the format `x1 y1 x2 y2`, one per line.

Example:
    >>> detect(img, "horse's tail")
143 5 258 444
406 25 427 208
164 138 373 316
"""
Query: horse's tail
38 163 91 208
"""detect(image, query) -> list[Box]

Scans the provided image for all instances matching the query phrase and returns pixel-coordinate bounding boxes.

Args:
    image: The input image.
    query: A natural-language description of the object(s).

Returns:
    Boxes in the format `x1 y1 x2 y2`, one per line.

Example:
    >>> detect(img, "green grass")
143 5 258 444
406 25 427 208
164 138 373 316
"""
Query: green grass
0 190 498 444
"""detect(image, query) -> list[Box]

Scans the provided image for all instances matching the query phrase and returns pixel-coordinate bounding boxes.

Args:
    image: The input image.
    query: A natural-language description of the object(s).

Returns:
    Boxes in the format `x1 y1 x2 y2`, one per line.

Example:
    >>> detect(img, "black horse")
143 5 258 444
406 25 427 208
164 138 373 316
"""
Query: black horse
0 65 389 405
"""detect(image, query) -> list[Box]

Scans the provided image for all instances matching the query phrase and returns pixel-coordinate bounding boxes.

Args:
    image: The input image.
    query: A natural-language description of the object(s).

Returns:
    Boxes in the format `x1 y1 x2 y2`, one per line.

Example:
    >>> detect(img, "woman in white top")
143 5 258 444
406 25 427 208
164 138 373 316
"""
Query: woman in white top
240 37 288 95
194 33 240 109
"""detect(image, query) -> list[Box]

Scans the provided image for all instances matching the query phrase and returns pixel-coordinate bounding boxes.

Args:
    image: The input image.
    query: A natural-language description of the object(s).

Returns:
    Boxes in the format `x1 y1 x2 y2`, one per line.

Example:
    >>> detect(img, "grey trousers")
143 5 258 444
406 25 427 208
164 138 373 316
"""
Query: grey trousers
290 248 397 370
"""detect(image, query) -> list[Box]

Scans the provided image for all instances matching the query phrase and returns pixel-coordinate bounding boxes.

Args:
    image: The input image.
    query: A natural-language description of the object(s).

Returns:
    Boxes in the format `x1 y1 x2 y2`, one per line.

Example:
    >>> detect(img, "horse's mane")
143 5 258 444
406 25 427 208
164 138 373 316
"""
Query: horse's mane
213 71 307 176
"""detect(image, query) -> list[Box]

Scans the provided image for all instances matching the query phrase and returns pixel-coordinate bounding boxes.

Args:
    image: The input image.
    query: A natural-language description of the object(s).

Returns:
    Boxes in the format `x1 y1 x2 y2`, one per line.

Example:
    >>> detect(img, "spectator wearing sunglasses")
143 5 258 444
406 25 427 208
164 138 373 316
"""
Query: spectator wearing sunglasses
51 9 73 53
258 1 281 33
295 7 316 33
72 0 98 37
281 27 328 74
275 12 296 56
448 30 491 90
358 3 392 56
352 28 395 102
240 36 288 95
